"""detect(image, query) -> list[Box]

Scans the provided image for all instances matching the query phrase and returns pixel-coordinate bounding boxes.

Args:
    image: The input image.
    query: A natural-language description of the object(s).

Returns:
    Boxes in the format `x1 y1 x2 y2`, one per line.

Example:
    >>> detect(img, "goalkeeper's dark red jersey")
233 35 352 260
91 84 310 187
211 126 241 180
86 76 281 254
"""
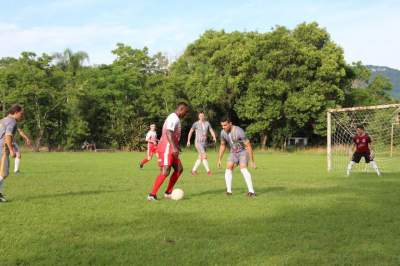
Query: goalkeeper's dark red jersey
353 134 371 153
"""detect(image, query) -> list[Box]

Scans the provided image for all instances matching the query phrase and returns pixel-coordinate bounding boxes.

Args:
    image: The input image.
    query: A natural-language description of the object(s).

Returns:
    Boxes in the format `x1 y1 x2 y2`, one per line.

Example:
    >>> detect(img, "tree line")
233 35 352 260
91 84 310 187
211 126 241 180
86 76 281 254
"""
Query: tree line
0 22 395 151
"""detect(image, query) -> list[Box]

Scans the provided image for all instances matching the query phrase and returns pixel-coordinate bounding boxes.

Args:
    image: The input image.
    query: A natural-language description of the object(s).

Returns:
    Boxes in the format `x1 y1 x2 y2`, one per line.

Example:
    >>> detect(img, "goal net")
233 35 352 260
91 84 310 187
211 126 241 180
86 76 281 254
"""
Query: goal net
327 104 400 173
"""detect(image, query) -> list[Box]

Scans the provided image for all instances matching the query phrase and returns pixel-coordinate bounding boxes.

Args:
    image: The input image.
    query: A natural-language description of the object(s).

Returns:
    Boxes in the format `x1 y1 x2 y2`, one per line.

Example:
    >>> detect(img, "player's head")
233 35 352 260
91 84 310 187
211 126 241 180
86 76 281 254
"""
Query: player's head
8 104 24 121
175 102 189 118
150 124 156 131
356 125 365 135
198 111 205 121
220 115 233 132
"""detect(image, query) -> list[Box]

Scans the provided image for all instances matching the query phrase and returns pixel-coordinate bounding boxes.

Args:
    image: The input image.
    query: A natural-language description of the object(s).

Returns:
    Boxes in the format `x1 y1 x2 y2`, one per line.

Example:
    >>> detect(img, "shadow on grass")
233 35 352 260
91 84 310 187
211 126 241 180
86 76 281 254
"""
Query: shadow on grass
186 186 286 198
16 189 131 201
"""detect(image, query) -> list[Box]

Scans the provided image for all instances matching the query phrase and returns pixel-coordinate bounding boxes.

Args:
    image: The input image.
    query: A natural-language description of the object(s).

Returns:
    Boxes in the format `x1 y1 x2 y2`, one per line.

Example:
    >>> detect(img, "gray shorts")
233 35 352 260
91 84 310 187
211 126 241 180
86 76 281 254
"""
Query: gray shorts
13 142 19 153
0 147 10 177
195 142 207 154
228 150 249 165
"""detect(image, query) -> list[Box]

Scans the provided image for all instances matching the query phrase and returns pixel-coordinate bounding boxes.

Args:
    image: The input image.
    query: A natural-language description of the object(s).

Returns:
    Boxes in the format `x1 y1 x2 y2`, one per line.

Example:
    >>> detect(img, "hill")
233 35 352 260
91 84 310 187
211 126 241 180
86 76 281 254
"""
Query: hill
367 65 400 98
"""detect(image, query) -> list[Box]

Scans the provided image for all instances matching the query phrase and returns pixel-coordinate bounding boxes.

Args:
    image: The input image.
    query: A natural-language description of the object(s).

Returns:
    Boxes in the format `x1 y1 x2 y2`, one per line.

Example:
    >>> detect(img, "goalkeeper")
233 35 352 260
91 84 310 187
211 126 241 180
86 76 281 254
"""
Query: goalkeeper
347 125 381 176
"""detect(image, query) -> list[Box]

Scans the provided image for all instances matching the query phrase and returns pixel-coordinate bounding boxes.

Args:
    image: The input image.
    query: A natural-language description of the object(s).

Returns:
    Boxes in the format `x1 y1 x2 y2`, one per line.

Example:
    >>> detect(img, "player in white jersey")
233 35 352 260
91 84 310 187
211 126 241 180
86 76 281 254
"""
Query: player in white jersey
187 112 217 176
139 124 158 169
148 102 189 201
217 116 256 197
0 104 24 202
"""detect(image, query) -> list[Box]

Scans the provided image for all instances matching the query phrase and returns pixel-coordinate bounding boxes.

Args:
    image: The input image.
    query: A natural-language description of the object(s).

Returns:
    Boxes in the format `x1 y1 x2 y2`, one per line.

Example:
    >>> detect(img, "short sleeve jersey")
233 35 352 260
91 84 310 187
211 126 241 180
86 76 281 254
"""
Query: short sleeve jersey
146 131 158 144
220 126 248 153
159 113 181 147
192 121 210 144
353 134 371 153
0 116 17 147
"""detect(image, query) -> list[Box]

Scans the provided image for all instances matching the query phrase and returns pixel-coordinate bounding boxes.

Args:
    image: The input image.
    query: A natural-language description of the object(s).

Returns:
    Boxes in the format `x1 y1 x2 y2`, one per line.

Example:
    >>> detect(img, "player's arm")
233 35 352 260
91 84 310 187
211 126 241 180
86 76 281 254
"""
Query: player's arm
18 128 31 145
186 128 194 146
217 140 226 168
5 134 15 157
245 140 256 169
209 127 217 143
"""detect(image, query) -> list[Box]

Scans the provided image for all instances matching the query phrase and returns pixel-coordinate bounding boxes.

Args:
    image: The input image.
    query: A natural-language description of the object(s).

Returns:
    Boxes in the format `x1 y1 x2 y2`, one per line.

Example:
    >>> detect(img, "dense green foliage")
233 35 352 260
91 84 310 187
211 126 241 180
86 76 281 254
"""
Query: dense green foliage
0 22 395 150
1 151 400 265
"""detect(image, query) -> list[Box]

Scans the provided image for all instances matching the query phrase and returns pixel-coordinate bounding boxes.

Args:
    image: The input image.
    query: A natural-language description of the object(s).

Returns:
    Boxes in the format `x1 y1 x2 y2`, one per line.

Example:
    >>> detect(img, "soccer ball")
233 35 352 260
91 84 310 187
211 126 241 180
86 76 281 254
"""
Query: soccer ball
171 188 184 201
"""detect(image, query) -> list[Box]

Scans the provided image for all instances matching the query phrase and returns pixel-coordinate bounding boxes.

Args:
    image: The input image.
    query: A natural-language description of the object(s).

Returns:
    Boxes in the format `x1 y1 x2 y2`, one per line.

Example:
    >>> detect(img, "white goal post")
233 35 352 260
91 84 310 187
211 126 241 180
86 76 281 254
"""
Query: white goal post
327 104 400 173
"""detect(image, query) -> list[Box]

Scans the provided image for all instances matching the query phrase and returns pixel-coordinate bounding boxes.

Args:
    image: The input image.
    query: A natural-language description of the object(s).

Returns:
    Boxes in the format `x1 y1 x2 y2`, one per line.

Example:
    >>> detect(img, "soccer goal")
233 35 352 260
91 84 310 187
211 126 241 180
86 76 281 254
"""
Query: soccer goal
327 104 400 173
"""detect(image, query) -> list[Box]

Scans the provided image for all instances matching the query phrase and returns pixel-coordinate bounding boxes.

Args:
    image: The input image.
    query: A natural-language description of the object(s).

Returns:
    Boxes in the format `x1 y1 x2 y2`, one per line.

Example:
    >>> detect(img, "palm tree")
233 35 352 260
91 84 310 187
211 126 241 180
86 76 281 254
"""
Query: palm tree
53 48 89 76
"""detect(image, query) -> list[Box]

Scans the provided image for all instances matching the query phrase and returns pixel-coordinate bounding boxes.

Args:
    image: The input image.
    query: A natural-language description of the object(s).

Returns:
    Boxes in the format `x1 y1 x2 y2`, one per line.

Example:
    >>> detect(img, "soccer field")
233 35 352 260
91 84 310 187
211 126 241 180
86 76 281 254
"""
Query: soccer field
1 151 400 265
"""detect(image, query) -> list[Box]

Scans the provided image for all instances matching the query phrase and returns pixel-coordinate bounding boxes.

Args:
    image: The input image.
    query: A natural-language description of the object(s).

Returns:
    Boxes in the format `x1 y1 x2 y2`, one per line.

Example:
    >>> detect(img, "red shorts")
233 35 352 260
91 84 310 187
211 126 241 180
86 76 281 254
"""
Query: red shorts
157 145 180 167
147 144 157 158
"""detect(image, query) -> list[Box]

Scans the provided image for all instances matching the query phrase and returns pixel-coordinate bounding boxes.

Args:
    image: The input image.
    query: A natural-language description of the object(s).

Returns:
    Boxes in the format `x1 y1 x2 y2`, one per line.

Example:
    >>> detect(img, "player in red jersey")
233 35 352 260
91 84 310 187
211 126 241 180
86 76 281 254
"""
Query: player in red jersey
347 125 381 176
147 102 189 201
139 124 158 169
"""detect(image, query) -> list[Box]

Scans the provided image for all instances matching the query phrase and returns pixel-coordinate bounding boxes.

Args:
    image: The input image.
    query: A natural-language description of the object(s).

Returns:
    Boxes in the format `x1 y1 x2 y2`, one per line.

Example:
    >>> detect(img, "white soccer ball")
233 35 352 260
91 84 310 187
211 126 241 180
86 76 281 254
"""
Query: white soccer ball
171 188 184 201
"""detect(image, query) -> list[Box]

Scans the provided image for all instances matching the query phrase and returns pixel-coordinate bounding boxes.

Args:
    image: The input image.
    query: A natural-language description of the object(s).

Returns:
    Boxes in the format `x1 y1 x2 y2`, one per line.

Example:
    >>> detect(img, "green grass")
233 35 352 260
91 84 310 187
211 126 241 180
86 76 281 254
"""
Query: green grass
1 151 400 265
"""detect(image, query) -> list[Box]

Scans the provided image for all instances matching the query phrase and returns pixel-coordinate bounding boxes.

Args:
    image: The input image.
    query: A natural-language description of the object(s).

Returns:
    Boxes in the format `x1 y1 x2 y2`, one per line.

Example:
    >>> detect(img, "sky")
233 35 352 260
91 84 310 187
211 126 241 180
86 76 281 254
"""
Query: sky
1 0 399 69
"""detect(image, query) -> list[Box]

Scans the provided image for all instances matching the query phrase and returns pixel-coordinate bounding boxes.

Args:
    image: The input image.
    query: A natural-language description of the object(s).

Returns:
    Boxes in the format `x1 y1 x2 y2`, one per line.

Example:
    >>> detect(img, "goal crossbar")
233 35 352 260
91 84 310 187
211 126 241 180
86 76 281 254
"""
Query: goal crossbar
328 104 400 113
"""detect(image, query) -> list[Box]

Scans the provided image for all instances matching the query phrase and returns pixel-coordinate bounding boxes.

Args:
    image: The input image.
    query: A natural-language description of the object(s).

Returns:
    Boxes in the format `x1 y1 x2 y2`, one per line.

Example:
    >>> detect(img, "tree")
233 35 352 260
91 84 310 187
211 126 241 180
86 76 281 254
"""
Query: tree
5 52 67 151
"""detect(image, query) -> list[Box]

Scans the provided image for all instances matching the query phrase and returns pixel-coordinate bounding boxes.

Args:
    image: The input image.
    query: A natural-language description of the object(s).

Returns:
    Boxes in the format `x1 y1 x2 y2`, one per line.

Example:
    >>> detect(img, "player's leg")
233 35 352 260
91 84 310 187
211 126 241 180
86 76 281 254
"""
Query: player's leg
200 144 211 176
239 152 255 196
347 152 360 176
140 144 151 168
148 166 171 200
191 143 202 175
366 152 381 176
165 159 183 197
0 148 10 202
225 154 236 195
148 149 172 200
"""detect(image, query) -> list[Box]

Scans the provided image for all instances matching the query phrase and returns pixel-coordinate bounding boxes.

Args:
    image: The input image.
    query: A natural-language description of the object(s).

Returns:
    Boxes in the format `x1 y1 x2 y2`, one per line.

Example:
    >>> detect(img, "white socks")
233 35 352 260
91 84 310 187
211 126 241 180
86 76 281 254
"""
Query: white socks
240 168 255 193
225 168 255 193
347 161 355 176
224 169 232 193
347 160 381 176
14 158 20 173
192 159 201 172
202 159 210 172
370 161 381 176
193 159 210 172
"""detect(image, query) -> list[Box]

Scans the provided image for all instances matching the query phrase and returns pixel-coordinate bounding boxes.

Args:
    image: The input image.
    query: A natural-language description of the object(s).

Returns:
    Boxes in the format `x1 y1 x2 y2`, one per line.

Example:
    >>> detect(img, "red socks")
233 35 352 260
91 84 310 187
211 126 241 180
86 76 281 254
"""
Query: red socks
151 173 168 195
140 158 149 166
151 170 182 196
165 171 182 194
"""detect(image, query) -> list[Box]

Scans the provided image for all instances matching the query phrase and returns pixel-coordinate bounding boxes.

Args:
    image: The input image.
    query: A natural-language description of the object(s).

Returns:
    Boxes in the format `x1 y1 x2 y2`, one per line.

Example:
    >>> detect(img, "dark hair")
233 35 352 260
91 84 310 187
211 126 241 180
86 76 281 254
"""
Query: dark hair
356 124 365 130
198 111 205 114
8 104 23 115
176 102 189 108
220 115 232 123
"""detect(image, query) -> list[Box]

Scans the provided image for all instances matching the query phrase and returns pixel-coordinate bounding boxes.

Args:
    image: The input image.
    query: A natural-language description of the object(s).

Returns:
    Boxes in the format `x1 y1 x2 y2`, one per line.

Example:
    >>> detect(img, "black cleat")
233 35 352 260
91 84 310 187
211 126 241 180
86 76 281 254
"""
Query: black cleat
247 192 256 197
226 192 233 196
0 193 7 202
147 194 157 201
139 162 143 169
